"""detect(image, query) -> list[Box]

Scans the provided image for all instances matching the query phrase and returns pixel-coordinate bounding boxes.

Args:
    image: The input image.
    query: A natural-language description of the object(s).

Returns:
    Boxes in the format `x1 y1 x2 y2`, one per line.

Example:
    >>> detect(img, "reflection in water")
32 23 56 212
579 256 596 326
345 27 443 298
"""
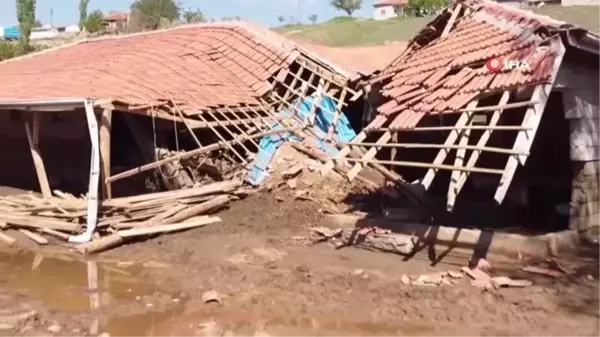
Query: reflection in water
0 251 184 336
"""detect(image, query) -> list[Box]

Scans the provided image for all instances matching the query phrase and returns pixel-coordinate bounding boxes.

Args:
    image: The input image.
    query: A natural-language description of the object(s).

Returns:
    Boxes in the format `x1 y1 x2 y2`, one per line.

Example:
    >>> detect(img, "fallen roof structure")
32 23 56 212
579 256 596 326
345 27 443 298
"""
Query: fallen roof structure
0 21 383 251
323 0 599 214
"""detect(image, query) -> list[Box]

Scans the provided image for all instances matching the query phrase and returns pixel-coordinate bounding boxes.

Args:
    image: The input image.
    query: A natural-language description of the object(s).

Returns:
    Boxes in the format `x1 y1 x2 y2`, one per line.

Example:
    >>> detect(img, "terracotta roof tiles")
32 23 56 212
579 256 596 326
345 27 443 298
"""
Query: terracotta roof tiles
0 21 357 113
373 0 566 129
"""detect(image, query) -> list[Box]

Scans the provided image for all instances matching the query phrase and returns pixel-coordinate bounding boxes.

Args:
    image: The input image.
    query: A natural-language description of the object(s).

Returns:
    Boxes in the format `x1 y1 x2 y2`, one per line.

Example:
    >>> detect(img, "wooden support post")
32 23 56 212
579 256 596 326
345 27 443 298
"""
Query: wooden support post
347 131 392 181
420 100 479 190
320 131 367 177
448 91 510 211
327 87 348 140
390 132 398 171
447 113 474 210
494 39 565 204
98 108 113 200
24 112 51 198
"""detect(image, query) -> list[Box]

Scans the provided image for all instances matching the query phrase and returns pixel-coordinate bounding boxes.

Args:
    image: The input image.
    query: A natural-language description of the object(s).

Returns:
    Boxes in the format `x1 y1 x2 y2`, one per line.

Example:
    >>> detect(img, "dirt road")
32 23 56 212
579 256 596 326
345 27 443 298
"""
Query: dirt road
1 177 598 336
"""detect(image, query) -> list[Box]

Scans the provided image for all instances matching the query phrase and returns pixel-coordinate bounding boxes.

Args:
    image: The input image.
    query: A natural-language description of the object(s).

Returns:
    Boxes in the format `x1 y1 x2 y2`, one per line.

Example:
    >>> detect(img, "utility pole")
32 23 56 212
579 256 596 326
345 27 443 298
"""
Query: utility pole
50 8 54 27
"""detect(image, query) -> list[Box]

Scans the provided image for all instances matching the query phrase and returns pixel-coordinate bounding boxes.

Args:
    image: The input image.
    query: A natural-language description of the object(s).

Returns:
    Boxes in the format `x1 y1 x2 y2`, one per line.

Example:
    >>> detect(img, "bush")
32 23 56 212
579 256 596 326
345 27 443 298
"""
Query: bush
0 41 28 61
326 16 360 23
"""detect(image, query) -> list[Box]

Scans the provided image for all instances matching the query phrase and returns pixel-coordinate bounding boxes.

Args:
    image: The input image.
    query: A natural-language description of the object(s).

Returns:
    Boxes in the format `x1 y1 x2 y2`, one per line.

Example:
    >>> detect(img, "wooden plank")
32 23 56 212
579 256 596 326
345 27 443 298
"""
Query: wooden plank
18 229 49 245
420 100 479 190
390 132 398 171
368 125 532 132
320 131 367 177
347 131 392 181
448 91 511 211
117 216 221 238
98 108 113 200
441 4 462 37
340 142 527 155
327 87 348 140
345 158 504 175
494 38 565 204
0 214 80 232
24 112 51 198
0 231 16 245
447 117 473 211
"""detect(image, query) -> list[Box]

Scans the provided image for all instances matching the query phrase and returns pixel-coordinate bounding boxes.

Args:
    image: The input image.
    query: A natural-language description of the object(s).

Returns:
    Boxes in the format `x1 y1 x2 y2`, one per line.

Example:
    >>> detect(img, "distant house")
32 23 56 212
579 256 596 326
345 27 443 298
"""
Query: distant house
104 11 129 31
373 0 408 20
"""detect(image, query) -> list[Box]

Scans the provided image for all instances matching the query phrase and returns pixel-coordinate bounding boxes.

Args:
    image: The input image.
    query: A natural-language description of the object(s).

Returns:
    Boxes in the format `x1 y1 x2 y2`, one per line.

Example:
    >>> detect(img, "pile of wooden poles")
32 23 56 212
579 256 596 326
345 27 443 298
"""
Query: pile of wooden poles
0 180 244 254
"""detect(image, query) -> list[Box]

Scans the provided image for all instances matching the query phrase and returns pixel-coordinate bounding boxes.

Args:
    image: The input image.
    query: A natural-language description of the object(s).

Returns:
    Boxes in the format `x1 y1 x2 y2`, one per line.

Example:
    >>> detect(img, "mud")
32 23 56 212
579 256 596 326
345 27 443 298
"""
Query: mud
1 177 599 336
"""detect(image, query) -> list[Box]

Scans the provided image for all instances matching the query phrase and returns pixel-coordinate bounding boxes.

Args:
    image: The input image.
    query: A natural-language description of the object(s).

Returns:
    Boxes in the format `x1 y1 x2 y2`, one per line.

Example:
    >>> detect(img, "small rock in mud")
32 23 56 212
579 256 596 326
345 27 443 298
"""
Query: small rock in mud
401 275 410 285
98 332 110 337
47 324 61 333
0 323 14 331
352 269 365 276
202 290 221 304
587 274 594 280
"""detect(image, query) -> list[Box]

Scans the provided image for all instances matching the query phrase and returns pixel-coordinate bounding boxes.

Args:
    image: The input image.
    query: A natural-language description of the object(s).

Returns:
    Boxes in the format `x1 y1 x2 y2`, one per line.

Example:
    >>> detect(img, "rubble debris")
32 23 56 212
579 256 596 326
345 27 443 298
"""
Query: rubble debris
310 226 416 255
282 164 304 179
522 265 564 278
490 276 532 288
0 180 239 254
286 178 298 189
448 270 463 279
401 274 411 284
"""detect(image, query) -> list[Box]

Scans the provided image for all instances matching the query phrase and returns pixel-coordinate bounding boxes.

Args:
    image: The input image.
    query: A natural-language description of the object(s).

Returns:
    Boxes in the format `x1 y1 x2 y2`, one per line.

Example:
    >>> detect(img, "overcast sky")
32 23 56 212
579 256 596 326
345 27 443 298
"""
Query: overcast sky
0 0 376 28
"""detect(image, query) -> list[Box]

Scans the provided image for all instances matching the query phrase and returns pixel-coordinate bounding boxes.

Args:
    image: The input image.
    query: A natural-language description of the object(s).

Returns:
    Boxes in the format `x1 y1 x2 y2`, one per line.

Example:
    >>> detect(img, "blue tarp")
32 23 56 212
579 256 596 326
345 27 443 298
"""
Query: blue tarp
245 95 357 186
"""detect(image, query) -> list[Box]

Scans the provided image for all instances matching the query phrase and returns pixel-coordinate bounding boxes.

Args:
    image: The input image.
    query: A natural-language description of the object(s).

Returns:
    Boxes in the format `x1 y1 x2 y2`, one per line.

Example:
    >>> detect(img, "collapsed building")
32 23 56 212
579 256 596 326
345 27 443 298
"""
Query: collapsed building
0 0 597 253
326 0 599 235
0 21 378 250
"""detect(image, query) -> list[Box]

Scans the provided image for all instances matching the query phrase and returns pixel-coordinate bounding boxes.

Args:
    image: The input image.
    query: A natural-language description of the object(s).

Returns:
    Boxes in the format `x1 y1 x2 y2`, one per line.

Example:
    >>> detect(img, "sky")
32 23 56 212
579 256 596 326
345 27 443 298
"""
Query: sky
0 0 376 28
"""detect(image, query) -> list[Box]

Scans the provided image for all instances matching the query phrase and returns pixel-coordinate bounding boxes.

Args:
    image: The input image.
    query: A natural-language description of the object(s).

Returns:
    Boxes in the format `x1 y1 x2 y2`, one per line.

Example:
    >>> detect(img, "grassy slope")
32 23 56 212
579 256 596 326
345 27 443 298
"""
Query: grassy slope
274 16 433 47
274 5 598 47
531 5 599 32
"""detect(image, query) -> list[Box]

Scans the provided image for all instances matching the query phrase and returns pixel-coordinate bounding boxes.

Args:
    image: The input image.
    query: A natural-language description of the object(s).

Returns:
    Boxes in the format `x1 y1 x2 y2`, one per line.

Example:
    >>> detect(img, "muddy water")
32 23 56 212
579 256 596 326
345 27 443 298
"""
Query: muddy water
1 250 442 336
0 251 185 336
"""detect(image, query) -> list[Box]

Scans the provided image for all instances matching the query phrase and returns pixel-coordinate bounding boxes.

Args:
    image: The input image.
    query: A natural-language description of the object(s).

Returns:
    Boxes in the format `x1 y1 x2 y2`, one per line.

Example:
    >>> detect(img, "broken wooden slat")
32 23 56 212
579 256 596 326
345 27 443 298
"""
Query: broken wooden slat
347 131 391 181
345 158 504 175
420 100 479 190
441 4 462 37
0 214 80 232
117 216 221 238
18 229 49 245
0 231 16 245
24 112 52 199
447 115 473 211
340 141 527 156
494 38 566 204
448 91 511 211
98 107 113 200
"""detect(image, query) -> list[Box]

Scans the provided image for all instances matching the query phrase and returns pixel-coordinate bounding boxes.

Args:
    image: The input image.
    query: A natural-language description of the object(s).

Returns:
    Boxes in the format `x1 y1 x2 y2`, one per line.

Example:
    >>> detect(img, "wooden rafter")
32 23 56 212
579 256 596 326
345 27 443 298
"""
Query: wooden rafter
24 112 51 198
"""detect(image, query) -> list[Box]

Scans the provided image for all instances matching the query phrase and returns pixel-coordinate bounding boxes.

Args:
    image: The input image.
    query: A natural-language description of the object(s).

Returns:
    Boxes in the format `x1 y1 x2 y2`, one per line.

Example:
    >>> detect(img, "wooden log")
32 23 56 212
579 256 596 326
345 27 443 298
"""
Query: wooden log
98 108 113 199
441 3 461 37
24 112 51 198
104 180 241 207
163 195 232 224
117 216 221 238
340 230 416 255
18 229 49 245
0 214 80 232
347 131 392 181
40 228 70 241
0 232 16 245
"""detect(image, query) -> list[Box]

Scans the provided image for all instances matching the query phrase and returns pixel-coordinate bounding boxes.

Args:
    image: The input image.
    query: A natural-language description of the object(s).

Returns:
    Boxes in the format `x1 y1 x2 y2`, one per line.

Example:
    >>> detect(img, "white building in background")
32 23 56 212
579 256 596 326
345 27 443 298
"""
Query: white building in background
373 0 408 20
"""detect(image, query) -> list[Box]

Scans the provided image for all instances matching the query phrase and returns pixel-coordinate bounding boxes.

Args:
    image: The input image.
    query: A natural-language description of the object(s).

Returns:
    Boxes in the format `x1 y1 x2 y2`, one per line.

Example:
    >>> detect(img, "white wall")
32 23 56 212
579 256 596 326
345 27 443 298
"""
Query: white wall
374 5 398 20
562 0 599 6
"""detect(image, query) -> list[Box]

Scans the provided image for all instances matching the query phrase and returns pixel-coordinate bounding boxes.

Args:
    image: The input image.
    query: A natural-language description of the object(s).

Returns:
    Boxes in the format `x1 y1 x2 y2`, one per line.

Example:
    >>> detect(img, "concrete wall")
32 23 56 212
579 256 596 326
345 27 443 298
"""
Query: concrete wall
555 60 600 231
562 0 599 6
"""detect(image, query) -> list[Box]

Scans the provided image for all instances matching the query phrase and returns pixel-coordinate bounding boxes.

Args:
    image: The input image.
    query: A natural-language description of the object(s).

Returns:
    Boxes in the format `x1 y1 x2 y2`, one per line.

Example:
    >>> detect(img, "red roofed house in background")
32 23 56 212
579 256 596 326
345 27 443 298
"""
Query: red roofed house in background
104 11 129 31
374 0 409 20
324 0 599 240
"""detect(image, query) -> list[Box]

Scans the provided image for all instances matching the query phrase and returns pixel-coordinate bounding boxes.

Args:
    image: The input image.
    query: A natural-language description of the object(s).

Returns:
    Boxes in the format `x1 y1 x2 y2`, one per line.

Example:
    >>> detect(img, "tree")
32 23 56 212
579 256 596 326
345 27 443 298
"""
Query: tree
182 7 205 23
79 0 90 30
85 9 105 33
406 0 446 16
277 15 285 23
16 0 36 50
308 14 318 24
330 0 362 16
130 0 180 30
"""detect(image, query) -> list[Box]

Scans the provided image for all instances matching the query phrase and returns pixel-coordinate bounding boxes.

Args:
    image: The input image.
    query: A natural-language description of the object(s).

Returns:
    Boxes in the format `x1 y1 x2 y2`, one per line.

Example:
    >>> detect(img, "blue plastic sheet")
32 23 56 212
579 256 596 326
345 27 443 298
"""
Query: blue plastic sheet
245 95 357 186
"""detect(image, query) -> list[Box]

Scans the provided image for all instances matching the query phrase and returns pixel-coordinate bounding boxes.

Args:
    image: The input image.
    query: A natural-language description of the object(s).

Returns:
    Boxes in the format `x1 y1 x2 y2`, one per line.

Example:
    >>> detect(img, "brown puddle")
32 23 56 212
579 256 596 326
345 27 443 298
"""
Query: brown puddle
0 251 185 336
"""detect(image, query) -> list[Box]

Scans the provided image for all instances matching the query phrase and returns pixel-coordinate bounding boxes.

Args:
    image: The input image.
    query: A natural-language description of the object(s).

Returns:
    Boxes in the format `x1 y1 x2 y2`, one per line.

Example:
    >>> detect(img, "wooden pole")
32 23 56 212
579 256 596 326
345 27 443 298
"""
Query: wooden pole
98 108 113 199
24 112 52 198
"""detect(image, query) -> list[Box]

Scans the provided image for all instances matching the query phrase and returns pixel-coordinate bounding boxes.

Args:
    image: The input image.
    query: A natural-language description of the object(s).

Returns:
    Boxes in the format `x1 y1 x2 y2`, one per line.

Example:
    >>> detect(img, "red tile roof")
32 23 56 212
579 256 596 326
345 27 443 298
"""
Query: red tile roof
369 0 572 129
374 0 408 6
0 21 355 113
104 12 128 22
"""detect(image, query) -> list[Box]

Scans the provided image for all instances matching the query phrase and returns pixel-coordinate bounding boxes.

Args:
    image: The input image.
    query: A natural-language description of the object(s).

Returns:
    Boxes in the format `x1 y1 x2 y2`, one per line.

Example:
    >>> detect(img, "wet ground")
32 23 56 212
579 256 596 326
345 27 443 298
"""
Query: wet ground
0 177 599 336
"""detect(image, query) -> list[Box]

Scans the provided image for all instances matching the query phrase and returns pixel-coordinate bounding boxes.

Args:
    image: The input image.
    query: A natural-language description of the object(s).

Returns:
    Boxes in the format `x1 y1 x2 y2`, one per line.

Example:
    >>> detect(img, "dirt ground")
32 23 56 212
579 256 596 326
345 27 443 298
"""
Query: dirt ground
1 167 599 336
